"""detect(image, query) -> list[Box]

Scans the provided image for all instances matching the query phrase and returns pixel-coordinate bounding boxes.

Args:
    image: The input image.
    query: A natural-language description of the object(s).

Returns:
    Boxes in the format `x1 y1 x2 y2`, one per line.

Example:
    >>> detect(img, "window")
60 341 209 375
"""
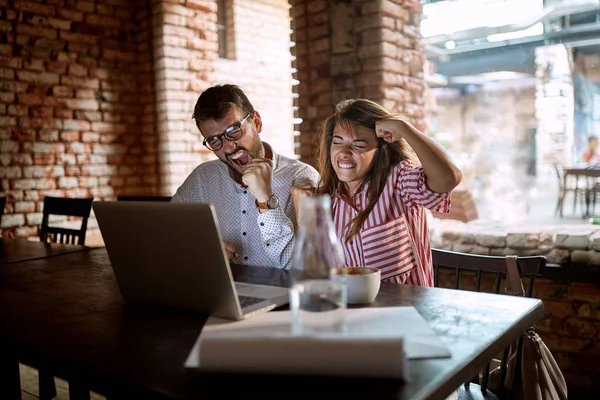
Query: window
217 0 235 59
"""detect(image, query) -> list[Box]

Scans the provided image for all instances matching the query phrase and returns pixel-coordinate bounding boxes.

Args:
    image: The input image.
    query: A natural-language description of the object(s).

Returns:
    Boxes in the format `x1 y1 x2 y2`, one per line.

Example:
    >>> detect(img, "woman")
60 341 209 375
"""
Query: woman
582 135 600 163
315 99 461 286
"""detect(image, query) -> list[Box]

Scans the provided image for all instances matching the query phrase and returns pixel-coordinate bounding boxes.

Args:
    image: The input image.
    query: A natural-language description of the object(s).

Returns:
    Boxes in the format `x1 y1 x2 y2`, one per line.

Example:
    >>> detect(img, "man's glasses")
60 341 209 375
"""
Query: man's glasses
202 113 252 152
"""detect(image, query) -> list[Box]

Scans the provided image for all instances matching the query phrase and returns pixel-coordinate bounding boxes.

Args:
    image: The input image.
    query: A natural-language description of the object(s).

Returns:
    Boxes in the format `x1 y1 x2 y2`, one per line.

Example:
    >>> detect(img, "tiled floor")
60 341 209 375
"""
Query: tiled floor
19 364 105 400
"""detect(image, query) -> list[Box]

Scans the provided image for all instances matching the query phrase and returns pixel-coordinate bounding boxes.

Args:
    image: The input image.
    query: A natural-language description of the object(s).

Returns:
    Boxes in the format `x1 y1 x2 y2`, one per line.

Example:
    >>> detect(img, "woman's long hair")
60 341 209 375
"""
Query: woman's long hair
317 99 415 243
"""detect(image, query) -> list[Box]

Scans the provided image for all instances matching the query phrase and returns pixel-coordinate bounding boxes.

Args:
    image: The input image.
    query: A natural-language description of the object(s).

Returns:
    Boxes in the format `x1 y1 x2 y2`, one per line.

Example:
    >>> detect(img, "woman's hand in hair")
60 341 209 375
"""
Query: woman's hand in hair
377 117 462 194
375 118 412 143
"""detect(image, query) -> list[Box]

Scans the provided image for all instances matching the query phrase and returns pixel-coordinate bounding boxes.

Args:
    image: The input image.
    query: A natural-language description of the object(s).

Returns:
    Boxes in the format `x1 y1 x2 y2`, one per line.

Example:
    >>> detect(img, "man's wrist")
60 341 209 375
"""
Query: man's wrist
255 193 279 211
255 195 270 203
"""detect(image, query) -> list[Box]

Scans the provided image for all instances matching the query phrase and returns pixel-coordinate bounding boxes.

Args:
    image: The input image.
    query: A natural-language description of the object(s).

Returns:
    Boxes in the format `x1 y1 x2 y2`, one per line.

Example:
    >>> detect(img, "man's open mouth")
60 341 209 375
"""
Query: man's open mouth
229 149 251 168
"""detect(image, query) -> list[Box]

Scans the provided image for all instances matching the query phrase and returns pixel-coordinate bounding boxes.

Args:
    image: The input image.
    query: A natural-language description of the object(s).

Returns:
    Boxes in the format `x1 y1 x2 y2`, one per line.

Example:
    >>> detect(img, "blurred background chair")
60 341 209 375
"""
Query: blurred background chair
553 162 586 217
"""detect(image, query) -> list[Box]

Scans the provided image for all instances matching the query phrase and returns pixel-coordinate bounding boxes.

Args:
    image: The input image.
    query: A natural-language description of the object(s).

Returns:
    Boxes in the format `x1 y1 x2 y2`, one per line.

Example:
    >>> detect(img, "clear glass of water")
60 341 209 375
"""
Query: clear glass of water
289 273 347 335
289 196 348 336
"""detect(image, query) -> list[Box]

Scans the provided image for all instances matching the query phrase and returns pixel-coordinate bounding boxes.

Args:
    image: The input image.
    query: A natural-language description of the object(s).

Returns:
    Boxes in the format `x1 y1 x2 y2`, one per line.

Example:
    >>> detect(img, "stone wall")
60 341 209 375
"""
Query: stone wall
291 0 426 168
430 218 600 266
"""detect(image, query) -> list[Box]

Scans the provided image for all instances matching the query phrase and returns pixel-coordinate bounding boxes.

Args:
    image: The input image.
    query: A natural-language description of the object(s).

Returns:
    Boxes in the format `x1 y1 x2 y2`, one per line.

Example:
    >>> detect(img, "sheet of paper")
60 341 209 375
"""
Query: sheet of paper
185 306 450 379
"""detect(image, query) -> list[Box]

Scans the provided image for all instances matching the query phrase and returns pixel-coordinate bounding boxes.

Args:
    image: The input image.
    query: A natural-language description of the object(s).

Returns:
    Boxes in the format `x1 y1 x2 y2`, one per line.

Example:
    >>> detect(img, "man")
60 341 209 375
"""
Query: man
171 84 320 269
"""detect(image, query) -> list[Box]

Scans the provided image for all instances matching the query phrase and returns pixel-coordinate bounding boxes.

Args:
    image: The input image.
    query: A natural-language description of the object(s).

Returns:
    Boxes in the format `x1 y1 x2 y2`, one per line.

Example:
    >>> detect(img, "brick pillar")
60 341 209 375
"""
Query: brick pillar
291 0 427 167
151 0 218 195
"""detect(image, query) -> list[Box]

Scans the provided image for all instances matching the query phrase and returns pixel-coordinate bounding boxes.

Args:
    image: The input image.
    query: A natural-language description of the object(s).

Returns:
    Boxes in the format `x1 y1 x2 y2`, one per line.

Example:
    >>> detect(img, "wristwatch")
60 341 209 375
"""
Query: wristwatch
255 193 279 211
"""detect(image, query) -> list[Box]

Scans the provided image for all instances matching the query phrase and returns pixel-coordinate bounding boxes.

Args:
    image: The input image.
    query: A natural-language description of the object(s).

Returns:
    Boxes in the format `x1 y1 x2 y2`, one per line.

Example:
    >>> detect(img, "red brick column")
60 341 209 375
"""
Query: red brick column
151 0 217 195
291 0 426 167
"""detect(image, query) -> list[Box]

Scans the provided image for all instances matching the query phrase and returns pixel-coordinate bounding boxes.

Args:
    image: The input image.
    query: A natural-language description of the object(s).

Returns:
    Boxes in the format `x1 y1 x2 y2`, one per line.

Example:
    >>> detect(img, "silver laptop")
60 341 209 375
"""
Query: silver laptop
92 201 289 320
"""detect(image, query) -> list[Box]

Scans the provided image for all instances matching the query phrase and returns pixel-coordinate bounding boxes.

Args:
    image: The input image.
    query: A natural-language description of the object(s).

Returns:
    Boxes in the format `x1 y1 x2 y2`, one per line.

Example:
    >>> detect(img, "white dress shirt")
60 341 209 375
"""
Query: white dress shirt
171 147 320 269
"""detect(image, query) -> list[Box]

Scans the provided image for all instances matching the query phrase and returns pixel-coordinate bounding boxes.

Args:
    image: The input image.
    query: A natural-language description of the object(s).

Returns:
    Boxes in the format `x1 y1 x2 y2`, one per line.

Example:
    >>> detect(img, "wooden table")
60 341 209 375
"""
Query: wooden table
562 164 600 217
0 248 544 400
0 237 88 265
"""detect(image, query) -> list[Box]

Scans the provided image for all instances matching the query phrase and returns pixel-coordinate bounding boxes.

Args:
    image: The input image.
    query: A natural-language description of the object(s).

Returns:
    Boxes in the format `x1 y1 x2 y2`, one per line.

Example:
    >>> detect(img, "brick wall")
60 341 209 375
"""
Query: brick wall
291 0 332 166
213 0 295 159
534 278 600 393
0 0 159 237
0 0 300 237
291 0 427 167
151 0 217 195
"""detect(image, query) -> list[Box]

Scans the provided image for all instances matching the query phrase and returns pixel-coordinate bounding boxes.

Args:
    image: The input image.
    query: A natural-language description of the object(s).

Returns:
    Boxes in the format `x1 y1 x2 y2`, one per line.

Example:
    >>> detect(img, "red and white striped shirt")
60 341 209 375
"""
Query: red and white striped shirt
332 160 451 286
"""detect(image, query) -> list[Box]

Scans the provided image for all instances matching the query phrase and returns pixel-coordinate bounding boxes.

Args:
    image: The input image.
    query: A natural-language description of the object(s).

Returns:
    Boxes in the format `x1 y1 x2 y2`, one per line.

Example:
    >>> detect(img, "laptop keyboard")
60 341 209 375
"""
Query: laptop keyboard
238 295 267 308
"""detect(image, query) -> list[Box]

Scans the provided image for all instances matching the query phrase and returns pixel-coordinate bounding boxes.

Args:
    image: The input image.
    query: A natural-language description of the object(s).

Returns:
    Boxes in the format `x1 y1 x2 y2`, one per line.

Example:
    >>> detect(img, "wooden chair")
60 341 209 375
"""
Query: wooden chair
117 195 172 202
553 162 585 217
39 196 94 245
432 249 546 400
38 196 93 399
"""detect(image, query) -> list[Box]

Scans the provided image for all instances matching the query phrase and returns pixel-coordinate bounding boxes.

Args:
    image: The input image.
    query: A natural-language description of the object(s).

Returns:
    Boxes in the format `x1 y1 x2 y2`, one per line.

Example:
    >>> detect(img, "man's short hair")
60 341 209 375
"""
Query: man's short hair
192 84 255 124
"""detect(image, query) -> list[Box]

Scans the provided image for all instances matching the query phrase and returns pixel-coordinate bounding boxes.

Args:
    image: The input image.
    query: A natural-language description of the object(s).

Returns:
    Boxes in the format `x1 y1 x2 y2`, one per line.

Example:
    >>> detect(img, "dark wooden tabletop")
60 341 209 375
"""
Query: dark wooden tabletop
0 248 544 400
0 237 88 265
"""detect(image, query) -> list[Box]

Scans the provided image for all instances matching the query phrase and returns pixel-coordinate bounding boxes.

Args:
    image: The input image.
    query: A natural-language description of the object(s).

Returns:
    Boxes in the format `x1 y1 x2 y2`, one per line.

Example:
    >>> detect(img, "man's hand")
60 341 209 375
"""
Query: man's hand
223 241 238 261
377 117 462 193
291 182 316 224
375 118 412 143
242 158 273 202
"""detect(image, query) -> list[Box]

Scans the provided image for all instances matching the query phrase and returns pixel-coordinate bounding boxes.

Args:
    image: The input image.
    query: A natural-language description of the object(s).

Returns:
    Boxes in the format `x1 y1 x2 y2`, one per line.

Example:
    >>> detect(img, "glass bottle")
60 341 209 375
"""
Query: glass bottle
289 195 347 335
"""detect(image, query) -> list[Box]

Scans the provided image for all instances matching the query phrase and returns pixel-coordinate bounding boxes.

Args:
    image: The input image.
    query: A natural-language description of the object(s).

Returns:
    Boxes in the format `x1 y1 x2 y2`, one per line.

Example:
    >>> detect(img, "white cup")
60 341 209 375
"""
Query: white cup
339 267 381 305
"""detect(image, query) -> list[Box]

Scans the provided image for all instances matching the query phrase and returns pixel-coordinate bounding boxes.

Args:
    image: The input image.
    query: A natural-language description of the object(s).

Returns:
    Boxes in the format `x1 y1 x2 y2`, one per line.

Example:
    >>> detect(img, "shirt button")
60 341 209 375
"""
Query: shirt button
260 222 264 226
266 243 270 247
244 190 247 194
242 210 246 214
244 256 248 261
242 232 246 236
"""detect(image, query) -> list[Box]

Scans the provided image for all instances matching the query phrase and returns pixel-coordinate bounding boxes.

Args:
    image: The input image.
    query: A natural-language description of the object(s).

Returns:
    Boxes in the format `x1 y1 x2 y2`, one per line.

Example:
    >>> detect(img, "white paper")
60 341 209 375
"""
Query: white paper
185 306 450 380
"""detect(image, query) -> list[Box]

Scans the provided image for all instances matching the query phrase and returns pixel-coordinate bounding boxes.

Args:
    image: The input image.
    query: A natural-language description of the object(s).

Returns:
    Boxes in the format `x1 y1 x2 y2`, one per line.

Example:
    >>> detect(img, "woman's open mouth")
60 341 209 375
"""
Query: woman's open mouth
337 161 356 169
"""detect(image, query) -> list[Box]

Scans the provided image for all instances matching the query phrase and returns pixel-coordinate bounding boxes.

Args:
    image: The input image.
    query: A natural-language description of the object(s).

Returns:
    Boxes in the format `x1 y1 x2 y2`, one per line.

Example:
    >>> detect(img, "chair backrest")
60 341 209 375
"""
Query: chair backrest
39 196 94 245
117 195 172 202
0 196 6 225
432 248 546 397
432 248 546 297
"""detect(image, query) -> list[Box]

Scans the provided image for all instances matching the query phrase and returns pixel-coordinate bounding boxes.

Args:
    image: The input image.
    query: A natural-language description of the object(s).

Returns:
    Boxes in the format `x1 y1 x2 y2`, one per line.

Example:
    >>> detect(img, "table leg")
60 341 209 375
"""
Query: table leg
585 189 591 218
0 360 21 400
559 174 568 217
69 378 91 400
0 344 22 399
38 367 56 400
